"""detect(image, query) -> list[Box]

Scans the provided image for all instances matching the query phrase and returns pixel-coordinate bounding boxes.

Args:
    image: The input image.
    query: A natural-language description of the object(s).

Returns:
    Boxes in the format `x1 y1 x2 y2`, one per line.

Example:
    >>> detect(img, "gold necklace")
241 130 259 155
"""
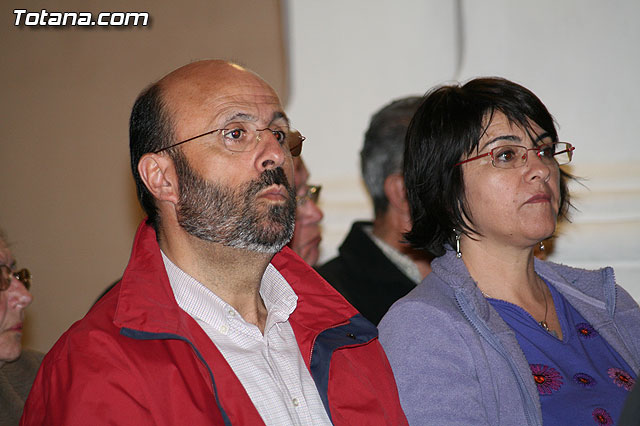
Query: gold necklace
536 278 558 337
538 286 550 331
481 278 557 337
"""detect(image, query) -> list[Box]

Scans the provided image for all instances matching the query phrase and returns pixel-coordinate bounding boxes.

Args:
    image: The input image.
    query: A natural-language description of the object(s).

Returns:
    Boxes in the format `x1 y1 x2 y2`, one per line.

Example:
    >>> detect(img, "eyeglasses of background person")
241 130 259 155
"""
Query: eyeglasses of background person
296 184 321 207
0 265 31 292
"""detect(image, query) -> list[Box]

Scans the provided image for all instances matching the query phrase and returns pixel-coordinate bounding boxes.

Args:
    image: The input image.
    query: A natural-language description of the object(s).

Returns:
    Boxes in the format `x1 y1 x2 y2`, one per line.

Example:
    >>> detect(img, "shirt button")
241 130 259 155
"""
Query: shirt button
227 309 235 317
219 324 229 334
292 397 299 407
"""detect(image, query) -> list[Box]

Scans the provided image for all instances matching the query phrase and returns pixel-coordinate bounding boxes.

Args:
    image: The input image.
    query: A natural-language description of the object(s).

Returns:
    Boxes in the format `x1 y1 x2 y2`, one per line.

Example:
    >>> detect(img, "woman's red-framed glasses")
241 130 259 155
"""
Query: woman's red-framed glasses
455 142 575 169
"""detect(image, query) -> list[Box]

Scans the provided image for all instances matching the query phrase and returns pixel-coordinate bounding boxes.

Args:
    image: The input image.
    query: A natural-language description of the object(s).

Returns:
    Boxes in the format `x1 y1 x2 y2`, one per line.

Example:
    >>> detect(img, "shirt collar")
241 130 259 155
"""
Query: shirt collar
161 250 298 331
363 225 422 284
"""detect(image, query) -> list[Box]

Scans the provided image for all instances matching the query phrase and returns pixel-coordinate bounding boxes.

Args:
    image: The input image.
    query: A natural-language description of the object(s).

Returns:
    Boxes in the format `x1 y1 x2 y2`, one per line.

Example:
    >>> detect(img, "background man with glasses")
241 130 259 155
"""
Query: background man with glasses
289 156 323 266
22 60 407 425
0 230 42 425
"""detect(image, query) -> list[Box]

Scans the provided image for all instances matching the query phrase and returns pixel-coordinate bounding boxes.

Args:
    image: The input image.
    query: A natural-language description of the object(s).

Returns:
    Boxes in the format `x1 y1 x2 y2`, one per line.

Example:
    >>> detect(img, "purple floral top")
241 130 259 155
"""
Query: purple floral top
488 281 636 426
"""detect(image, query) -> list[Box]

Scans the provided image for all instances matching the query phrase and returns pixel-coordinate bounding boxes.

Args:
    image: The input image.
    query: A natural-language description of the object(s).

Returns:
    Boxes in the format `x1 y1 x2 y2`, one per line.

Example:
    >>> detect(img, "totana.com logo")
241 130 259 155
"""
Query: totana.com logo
13 9 149 27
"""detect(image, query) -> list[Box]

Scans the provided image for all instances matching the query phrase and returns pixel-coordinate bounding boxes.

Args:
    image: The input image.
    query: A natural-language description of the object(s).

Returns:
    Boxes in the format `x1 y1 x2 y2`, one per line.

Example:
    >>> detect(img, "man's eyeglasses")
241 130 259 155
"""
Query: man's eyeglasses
153 123 306 157
0 264 31 291
455 142 575 169
296 185 321 207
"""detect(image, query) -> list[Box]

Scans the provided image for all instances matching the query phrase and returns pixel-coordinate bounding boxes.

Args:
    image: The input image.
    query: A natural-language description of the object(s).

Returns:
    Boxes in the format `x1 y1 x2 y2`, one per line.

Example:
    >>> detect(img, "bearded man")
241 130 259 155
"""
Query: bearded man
21 60 407 425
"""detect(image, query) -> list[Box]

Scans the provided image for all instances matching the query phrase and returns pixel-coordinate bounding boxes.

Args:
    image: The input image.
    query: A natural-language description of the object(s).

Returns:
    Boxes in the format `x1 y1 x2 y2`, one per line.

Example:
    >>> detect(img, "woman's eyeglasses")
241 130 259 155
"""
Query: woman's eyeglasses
455 142 575 169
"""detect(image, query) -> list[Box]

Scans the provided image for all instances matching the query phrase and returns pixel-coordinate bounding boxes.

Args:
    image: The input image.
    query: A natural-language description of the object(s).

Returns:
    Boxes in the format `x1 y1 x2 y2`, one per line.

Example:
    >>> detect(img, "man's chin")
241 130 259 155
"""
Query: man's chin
226 239 288 254
226 220 294 254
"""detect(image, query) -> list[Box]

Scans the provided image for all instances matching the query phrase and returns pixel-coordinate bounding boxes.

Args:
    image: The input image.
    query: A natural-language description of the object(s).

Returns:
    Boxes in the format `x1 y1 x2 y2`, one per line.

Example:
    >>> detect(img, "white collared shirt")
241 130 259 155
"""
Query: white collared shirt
363 224 423 284
162 252 332 426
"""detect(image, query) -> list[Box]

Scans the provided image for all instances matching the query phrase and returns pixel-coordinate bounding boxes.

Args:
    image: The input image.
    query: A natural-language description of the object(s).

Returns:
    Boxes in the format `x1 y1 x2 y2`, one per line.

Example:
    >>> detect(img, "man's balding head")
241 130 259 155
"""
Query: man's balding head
129 60 282 231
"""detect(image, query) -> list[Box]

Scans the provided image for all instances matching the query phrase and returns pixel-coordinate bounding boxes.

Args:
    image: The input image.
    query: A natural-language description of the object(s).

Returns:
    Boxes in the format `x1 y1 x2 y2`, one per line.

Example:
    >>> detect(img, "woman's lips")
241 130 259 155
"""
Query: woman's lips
526 193 551 204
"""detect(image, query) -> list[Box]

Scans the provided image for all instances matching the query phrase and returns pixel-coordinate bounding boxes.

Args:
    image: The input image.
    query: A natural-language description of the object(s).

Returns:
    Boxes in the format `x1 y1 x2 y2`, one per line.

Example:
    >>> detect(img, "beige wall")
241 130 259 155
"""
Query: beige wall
0 0 286 352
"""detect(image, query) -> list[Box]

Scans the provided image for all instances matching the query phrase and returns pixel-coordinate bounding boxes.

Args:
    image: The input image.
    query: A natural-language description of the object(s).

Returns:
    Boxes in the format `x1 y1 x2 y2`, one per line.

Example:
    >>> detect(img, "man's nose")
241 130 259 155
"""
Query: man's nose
255 130 287 171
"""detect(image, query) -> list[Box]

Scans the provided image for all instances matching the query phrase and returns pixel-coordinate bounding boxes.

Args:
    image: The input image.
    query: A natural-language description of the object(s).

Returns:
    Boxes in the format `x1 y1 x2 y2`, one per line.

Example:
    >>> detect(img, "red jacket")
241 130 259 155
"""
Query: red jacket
22 222 407 425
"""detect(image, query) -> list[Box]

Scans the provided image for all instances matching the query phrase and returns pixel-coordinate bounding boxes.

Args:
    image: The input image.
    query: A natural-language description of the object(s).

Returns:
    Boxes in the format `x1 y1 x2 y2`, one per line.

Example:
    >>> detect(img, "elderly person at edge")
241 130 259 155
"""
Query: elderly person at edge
379 77 640 425
0 232 42 425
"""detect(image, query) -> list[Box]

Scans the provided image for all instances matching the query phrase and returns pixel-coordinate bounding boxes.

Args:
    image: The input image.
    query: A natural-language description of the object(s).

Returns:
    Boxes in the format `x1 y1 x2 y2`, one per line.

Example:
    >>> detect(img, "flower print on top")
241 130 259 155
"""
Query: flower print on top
573 372 597 388
592 408 613 425
576 322 599 339
608 367 635 391
490 282 637 425
530 364 563 394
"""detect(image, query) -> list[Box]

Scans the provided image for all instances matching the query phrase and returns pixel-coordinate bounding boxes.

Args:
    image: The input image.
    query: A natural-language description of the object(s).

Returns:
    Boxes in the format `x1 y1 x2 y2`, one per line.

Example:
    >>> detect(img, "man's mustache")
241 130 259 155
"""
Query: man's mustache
248 167 291 195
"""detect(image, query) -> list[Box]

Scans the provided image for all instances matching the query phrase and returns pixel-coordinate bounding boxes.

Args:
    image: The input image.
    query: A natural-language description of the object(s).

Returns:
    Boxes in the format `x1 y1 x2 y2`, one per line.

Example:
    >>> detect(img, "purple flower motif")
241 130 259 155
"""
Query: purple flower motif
530 364 563 395
592 408 613 425
576 322 598 339
608 367 635 391
573 372 597 388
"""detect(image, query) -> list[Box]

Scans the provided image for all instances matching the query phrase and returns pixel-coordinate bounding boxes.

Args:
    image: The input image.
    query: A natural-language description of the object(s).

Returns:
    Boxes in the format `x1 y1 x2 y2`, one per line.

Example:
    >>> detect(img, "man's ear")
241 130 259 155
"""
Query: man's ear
383 173 409 214
138 153 179 205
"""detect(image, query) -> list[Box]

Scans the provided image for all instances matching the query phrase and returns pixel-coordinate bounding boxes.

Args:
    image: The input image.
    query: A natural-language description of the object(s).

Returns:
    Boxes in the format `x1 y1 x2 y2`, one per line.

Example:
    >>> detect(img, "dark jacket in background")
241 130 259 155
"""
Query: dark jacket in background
317 221 416 325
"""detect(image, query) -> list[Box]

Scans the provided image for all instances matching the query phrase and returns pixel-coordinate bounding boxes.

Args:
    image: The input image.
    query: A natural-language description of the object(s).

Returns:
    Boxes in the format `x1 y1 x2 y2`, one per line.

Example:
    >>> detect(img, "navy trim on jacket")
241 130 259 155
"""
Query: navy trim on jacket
120 328 232 426
122 315 378 425
309 314 379 421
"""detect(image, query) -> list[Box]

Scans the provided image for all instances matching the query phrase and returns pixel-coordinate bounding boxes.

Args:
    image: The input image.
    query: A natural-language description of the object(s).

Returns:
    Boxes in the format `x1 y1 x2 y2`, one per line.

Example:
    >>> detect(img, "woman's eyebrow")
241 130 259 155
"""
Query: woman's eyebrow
533 132 552 143
479 134 520 152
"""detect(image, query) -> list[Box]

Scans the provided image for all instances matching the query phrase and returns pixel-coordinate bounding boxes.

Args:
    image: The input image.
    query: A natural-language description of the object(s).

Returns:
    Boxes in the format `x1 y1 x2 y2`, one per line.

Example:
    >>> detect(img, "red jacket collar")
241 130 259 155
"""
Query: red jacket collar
113 221 357 344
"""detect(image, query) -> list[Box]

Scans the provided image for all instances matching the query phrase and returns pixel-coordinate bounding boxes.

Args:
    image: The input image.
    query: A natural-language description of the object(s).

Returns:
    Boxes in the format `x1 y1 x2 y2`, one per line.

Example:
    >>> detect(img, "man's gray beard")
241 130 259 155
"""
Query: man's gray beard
173 153 296 253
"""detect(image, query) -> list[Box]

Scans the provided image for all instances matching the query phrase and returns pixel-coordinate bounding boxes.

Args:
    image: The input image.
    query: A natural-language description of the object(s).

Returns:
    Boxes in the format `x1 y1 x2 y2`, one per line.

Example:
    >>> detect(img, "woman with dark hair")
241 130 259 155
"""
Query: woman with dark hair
378 77 640 425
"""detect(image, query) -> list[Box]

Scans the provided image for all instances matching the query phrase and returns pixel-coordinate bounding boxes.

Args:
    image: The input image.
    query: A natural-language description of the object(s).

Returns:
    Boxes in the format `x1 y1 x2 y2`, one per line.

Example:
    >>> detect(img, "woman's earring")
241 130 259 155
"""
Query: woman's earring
454 229 462 258
539 241 545 252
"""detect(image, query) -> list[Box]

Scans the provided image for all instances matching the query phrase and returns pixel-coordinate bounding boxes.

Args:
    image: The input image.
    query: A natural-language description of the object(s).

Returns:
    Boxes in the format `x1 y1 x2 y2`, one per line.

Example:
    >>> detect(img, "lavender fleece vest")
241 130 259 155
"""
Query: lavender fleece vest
379 250 640 426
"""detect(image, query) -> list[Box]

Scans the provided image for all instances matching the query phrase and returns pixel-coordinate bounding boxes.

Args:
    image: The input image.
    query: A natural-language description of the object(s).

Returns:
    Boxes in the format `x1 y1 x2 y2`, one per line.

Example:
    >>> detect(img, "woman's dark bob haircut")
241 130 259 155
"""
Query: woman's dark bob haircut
404 77 572 257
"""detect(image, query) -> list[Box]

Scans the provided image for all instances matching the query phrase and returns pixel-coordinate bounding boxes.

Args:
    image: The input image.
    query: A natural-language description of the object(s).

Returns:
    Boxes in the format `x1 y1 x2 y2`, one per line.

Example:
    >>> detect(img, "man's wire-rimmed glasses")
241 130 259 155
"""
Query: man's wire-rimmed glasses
455 142 575 169
153 123 306 157
0 264 31 291
296 185 321 207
